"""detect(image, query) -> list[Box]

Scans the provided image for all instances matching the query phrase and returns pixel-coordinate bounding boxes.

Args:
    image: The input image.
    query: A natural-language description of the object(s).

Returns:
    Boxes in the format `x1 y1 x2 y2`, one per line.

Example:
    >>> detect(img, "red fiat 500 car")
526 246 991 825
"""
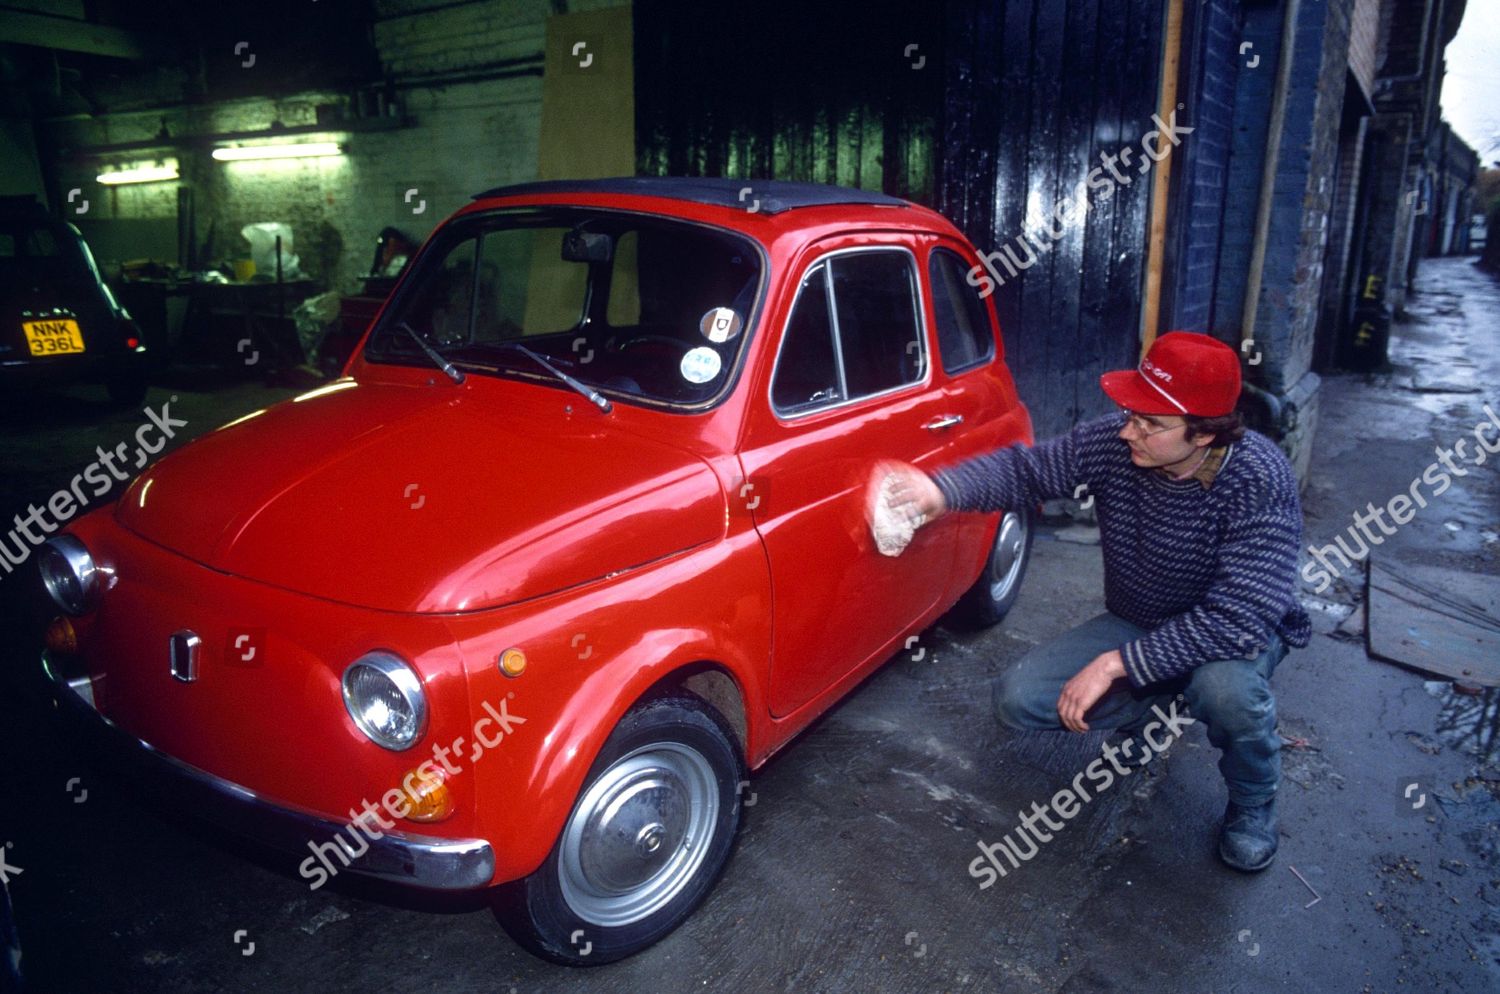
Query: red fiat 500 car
37 178 1034 964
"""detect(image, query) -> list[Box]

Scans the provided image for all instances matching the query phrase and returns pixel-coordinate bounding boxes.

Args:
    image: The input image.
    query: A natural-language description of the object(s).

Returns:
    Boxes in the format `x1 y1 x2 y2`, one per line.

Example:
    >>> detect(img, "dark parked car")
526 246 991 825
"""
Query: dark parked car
0 198 149 405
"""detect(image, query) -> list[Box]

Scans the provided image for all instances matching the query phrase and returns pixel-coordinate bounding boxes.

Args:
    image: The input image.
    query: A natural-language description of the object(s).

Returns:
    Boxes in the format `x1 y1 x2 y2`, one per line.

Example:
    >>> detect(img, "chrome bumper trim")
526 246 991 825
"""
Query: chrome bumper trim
42 653 495 891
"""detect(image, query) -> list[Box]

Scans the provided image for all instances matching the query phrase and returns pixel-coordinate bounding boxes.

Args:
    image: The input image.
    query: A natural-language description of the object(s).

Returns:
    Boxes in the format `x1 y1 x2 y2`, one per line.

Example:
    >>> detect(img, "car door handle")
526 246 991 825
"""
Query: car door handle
922 415 964 432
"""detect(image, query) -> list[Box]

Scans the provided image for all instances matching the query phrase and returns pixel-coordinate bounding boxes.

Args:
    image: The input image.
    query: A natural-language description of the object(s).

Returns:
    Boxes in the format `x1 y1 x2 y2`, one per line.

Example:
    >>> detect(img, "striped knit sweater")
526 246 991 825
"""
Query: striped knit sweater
933 413 1311 687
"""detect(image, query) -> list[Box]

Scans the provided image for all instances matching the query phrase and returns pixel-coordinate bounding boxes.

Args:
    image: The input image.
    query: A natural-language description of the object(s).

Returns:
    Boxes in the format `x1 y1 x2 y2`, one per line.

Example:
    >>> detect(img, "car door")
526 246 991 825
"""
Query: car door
739 239 966 718
921 239 1034 597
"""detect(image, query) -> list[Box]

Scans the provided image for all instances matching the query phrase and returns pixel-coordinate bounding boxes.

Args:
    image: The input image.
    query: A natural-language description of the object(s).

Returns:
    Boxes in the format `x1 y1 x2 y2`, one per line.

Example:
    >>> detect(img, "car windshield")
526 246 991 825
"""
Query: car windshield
363 207 763 409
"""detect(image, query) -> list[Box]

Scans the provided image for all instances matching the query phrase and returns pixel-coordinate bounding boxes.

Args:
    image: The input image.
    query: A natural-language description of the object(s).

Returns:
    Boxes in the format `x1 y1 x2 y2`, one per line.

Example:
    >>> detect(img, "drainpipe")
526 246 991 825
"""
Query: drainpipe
1240 381 1295 434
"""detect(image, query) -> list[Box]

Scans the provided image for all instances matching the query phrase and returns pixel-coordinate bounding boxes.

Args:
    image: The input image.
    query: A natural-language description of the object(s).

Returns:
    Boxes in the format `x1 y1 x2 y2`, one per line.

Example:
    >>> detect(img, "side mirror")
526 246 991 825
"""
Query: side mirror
561 229 613 263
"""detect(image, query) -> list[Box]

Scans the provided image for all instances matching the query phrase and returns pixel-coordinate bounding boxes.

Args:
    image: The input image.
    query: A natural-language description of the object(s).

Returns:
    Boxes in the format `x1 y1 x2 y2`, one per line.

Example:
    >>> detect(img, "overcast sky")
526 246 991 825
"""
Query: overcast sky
1442 1 1500 165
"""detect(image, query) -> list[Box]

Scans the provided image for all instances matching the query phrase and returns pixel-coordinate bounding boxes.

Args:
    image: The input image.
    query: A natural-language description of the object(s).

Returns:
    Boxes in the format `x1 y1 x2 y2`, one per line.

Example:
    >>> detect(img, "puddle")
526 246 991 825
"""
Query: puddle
1397 390 1468 419
1424 680 1500 765
1407 382 1481 394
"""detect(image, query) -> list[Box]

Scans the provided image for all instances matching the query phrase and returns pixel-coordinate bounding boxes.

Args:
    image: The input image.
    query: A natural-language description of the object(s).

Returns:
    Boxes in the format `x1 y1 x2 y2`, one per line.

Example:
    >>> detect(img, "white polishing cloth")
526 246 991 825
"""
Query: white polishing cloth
872 472 923 557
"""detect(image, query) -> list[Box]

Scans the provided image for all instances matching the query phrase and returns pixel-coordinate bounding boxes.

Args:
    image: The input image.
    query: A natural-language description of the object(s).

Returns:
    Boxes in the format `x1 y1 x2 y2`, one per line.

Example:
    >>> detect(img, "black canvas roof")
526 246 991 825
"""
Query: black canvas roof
471 177 911 215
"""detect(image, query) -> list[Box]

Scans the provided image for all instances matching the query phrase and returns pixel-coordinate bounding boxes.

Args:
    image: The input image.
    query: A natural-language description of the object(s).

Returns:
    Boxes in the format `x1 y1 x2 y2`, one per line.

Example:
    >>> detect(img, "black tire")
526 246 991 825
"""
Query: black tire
494 694 743 965
952 506 1034 628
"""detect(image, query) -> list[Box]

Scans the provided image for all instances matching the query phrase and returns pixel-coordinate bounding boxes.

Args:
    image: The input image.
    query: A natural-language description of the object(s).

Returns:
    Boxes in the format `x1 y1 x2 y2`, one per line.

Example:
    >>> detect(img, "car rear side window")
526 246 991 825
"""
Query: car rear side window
772 249 924 416
929 248 996 374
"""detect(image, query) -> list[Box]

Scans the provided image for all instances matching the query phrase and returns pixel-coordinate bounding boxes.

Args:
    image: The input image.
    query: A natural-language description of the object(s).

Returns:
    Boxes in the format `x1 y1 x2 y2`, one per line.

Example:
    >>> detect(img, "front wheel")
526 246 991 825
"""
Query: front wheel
494 695 742 965
952 506 1034 628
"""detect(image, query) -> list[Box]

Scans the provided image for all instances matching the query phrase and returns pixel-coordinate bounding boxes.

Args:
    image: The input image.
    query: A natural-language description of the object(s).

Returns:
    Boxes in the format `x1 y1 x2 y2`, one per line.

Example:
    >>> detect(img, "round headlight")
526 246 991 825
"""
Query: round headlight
38 536 99 616
342 652 428 751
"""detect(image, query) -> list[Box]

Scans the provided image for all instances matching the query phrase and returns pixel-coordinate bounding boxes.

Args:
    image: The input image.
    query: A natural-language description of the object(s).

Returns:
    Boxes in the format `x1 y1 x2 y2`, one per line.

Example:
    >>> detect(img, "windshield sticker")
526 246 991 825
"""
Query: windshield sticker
680 346 723 384
699 307 743 344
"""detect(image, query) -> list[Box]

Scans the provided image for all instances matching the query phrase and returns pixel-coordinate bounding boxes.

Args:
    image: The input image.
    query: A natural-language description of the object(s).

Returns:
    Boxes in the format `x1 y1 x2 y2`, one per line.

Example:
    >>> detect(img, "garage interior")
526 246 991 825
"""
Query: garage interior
2 0 639 387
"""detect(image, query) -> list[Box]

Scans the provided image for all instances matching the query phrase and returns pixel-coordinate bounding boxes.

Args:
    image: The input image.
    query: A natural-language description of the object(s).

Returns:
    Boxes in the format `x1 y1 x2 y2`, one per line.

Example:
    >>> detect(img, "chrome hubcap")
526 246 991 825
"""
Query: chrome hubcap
559 742 718 927
988 510 1028 602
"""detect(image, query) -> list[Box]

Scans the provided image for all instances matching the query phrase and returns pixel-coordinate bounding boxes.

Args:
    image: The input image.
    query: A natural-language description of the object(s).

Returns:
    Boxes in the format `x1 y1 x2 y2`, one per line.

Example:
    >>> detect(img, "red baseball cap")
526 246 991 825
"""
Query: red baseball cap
1100 331 1241 417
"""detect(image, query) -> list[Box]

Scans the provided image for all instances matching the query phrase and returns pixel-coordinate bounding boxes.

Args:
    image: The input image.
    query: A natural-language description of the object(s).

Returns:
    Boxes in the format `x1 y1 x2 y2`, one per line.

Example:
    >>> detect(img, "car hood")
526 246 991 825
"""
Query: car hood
114 380 726 612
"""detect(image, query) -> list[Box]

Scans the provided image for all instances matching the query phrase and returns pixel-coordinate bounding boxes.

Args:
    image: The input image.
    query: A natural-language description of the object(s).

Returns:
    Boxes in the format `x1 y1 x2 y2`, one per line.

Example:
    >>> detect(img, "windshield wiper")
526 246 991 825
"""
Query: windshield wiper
399 322 464 384
496 342 611 414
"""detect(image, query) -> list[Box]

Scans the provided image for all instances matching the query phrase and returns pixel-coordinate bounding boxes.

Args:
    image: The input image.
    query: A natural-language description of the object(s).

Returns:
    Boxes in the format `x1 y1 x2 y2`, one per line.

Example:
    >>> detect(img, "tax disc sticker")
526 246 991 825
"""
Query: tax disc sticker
680 346 723 384
699 307 743 343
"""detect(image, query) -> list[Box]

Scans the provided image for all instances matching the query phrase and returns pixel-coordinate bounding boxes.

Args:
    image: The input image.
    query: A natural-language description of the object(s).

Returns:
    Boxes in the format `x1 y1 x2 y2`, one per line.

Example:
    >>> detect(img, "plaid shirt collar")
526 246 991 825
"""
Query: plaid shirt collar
1156 444 1231 488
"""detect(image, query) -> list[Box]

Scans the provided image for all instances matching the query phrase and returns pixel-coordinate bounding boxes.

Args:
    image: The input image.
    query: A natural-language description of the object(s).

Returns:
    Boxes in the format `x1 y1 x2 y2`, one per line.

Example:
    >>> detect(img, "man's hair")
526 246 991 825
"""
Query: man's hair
1183 410 1245 447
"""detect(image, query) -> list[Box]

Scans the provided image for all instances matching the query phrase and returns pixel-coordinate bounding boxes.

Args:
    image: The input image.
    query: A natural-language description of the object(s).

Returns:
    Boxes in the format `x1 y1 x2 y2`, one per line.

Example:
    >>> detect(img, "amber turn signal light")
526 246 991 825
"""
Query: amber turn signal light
399 765 453 823
498 647 526 678
45 616 79 655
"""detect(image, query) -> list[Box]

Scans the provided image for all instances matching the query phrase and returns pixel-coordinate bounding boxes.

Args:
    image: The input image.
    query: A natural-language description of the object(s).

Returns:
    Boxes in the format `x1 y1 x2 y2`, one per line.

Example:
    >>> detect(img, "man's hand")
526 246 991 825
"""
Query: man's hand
874 462 948 524
1057 649 1127 732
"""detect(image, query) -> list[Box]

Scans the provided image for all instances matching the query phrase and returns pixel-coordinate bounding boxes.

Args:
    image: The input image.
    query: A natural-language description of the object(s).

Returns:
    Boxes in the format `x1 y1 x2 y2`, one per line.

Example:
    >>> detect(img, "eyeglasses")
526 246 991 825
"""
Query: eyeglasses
1118 409 1185 437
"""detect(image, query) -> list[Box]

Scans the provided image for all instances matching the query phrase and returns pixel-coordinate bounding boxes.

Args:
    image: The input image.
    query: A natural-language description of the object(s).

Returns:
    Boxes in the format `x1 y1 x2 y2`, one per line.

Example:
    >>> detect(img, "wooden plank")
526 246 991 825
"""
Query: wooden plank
1367 560 1500 687
991 0 1035 427
634 0 942 194
0 9 166 60
1076 0 1130 422
1047 0 1099 428
939 0 1004 245
1021 0 1068 437
1103 0 1162 381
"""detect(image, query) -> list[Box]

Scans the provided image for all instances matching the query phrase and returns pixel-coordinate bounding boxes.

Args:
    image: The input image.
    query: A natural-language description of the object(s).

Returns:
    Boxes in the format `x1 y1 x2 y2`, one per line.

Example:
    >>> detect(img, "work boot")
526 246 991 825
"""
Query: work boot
1218 797 1279 872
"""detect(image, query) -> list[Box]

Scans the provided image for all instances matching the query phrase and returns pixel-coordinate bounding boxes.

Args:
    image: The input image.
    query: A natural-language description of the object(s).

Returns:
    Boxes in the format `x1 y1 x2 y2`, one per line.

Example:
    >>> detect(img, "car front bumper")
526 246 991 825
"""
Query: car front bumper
42 653 496 892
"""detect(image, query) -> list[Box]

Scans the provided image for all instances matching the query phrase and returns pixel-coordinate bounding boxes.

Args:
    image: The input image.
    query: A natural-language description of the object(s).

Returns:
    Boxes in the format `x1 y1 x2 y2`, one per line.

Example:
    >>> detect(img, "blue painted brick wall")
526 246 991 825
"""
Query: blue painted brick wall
1169 0 1241 332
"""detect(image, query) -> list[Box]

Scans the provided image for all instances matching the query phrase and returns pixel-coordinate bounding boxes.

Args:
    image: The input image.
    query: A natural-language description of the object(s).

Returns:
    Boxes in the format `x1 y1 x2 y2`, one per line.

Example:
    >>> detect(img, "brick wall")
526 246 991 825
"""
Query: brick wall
1361 0 1457 317
1314 113 1368 369
1206 0 1356 479
1166 0 1240 333
374 0 546 77
1211 1 1281 340
1251 0 1352 394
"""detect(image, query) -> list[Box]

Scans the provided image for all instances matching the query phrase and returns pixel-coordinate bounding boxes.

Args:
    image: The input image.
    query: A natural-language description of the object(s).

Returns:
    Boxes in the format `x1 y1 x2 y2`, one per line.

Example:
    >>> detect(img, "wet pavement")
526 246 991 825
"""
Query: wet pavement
1 257 1497 992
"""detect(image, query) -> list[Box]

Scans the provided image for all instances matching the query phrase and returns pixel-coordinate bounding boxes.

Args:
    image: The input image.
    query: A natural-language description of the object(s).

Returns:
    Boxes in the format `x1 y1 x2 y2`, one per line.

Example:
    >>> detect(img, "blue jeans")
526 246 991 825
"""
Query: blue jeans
993 612 1287 806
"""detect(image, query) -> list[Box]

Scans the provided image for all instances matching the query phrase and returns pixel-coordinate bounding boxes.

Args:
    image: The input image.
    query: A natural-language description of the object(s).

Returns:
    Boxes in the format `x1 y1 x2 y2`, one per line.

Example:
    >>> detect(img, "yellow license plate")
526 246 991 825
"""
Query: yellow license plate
23 318 86 356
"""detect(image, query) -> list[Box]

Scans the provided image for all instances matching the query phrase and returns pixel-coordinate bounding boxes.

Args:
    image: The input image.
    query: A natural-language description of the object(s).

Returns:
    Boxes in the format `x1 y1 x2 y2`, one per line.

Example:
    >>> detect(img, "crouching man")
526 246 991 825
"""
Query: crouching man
884 332 1310 870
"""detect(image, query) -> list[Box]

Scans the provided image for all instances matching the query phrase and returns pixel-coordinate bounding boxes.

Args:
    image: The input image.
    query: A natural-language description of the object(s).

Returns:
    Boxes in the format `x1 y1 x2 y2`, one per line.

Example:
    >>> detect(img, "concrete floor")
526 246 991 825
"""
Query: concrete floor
1 257 1497 993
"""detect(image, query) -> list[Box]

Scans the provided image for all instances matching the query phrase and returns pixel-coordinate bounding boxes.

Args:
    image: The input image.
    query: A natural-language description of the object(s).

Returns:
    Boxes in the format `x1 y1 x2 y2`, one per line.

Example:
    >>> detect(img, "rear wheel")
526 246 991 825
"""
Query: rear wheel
494 694 742 965
953 507 1034 628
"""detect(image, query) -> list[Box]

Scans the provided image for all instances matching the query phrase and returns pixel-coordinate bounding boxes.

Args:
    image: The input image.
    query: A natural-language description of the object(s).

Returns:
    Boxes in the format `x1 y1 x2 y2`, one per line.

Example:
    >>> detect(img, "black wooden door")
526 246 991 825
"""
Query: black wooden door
635 0 1166 438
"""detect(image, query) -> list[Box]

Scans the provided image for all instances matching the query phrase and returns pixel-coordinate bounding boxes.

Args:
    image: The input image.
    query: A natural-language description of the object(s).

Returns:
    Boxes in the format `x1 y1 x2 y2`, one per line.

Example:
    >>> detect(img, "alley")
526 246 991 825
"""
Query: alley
0 258 1495 992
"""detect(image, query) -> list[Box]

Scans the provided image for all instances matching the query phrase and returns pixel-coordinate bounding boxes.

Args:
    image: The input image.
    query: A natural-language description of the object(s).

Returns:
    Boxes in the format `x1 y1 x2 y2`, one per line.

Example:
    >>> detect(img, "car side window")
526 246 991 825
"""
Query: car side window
829 251 923 397
929 247 996 373
771 250 924 416
771 263 841 412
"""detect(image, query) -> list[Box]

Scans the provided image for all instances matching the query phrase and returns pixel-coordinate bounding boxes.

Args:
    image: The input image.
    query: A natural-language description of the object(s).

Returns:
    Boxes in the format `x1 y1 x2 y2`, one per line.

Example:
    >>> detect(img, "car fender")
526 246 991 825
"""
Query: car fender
444 531 772 884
